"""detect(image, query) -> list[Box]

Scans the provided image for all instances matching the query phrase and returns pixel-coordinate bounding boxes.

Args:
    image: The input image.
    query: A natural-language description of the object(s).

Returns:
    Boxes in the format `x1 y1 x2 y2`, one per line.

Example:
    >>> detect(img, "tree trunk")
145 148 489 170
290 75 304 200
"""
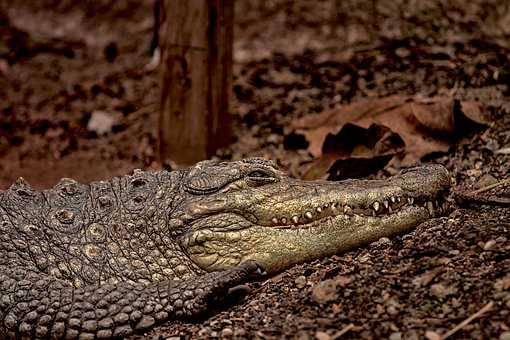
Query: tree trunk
159 0 233 165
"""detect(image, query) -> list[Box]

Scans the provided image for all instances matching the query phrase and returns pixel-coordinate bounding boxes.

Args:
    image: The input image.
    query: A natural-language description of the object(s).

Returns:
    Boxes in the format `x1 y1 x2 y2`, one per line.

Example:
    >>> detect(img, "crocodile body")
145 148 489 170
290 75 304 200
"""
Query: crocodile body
0 158 450 339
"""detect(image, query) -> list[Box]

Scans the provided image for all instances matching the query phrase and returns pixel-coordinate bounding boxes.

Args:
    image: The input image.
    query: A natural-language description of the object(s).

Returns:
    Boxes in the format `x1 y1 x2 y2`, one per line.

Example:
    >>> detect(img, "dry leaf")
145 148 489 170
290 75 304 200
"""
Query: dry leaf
293 95 488 178
303 123 404 180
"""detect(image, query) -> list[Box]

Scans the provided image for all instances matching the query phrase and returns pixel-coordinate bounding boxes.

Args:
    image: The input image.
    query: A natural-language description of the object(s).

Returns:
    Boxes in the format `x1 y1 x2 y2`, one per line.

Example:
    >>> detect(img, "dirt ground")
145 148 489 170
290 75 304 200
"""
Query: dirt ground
1 0 509 339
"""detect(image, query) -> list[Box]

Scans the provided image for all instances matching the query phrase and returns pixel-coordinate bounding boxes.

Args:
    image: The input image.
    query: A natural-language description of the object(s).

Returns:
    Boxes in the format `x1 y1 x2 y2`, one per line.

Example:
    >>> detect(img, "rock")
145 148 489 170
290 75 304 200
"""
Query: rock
378 237 391 244
483 239 497 250
221 327 233 337
495 147 510 155
500 331 510 340
295 275 307 289
311 276 351 304
424 330 442 340
315 331 331 340
389 332 402 340
430 283 456 298
87 110 116 136
386 305 399 316
312 279 339 304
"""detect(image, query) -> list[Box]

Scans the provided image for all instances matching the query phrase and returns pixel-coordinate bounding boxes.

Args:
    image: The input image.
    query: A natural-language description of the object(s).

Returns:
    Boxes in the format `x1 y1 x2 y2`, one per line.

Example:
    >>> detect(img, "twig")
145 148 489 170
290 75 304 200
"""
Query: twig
470 178 510 195
454 178 510 207
332 323 354 339
453 192 510 207
441 301 493 339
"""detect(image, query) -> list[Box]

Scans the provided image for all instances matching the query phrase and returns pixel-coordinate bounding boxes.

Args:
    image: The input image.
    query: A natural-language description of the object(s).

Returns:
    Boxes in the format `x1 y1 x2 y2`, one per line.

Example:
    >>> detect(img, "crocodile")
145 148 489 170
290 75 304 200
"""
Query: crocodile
0 158 450 339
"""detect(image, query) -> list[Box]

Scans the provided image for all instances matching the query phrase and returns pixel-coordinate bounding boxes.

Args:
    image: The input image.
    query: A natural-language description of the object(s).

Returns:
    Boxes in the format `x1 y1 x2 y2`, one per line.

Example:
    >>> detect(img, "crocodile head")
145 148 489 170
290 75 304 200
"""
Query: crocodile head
175 158 450 274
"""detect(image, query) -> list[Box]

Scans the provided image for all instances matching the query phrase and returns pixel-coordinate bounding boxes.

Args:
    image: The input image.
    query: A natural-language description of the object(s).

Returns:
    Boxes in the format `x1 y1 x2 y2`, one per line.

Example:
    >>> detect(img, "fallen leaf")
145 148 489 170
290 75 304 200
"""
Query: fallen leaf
294 95 408 157
303 123 404 180
293 95 488 178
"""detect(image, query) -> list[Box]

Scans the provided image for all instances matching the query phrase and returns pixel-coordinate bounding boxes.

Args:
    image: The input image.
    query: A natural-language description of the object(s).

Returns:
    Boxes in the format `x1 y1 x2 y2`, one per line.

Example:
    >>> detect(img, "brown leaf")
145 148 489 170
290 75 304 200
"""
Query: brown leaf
303 123 405 180
294 95 488 178
459 100 490 125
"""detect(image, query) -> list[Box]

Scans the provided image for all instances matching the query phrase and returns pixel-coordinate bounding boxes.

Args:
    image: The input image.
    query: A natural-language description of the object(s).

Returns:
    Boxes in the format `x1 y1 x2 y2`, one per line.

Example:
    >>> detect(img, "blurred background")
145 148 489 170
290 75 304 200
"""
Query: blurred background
0 0 509 187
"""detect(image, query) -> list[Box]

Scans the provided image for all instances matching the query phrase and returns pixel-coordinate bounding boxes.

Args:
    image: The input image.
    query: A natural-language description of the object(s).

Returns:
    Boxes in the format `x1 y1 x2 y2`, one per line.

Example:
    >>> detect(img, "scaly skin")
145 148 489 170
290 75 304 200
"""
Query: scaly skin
0 158 450 338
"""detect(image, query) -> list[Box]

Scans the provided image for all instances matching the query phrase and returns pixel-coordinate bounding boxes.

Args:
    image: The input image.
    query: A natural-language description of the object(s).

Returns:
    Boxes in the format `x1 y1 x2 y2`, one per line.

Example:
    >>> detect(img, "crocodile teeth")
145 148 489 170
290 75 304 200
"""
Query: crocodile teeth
373 201 380 212
343 205 353 215
316 207 322 213
281 217 287 224
390 196 396 203
292 216 299 224
331 203 337 210
383 201 389 209
323 203 329 208
305 211 313 219
397 197 402 202
407 197 414 205
272 218 278 224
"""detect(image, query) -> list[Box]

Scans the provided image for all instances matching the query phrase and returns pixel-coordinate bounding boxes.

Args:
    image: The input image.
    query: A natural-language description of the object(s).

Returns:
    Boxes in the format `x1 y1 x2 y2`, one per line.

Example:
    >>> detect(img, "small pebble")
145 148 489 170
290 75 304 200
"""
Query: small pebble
386 305 399 315
484 239 497 250
430 283 452 298
389 332 402 340
295 275 307 289
378 237 391 244
221 327 233 337
315 331 331 340
500 331 510 340
87 110 116 136
425 330 442 340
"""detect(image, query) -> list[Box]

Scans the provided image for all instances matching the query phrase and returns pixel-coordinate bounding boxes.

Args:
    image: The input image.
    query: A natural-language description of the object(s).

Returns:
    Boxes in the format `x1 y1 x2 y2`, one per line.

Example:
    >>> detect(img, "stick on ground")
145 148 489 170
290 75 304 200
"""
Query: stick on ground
441 301 493 339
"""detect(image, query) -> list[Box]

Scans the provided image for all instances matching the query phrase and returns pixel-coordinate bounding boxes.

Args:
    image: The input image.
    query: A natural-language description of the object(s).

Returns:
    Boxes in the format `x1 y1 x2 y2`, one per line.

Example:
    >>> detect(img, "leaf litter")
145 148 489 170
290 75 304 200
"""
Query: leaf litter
294 95 489 179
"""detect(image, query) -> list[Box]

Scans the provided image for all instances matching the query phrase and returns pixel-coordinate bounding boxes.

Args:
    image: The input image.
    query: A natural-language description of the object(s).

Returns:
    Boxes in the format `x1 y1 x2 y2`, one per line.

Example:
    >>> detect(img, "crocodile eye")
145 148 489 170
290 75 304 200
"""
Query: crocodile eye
246 170 276 186
248 170 271 178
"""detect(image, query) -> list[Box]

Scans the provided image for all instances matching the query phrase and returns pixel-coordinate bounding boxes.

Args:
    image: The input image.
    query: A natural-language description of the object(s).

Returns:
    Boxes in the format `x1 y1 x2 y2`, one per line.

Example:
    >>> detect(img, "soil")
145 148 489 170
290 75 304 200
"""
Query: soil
1 0 509 339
